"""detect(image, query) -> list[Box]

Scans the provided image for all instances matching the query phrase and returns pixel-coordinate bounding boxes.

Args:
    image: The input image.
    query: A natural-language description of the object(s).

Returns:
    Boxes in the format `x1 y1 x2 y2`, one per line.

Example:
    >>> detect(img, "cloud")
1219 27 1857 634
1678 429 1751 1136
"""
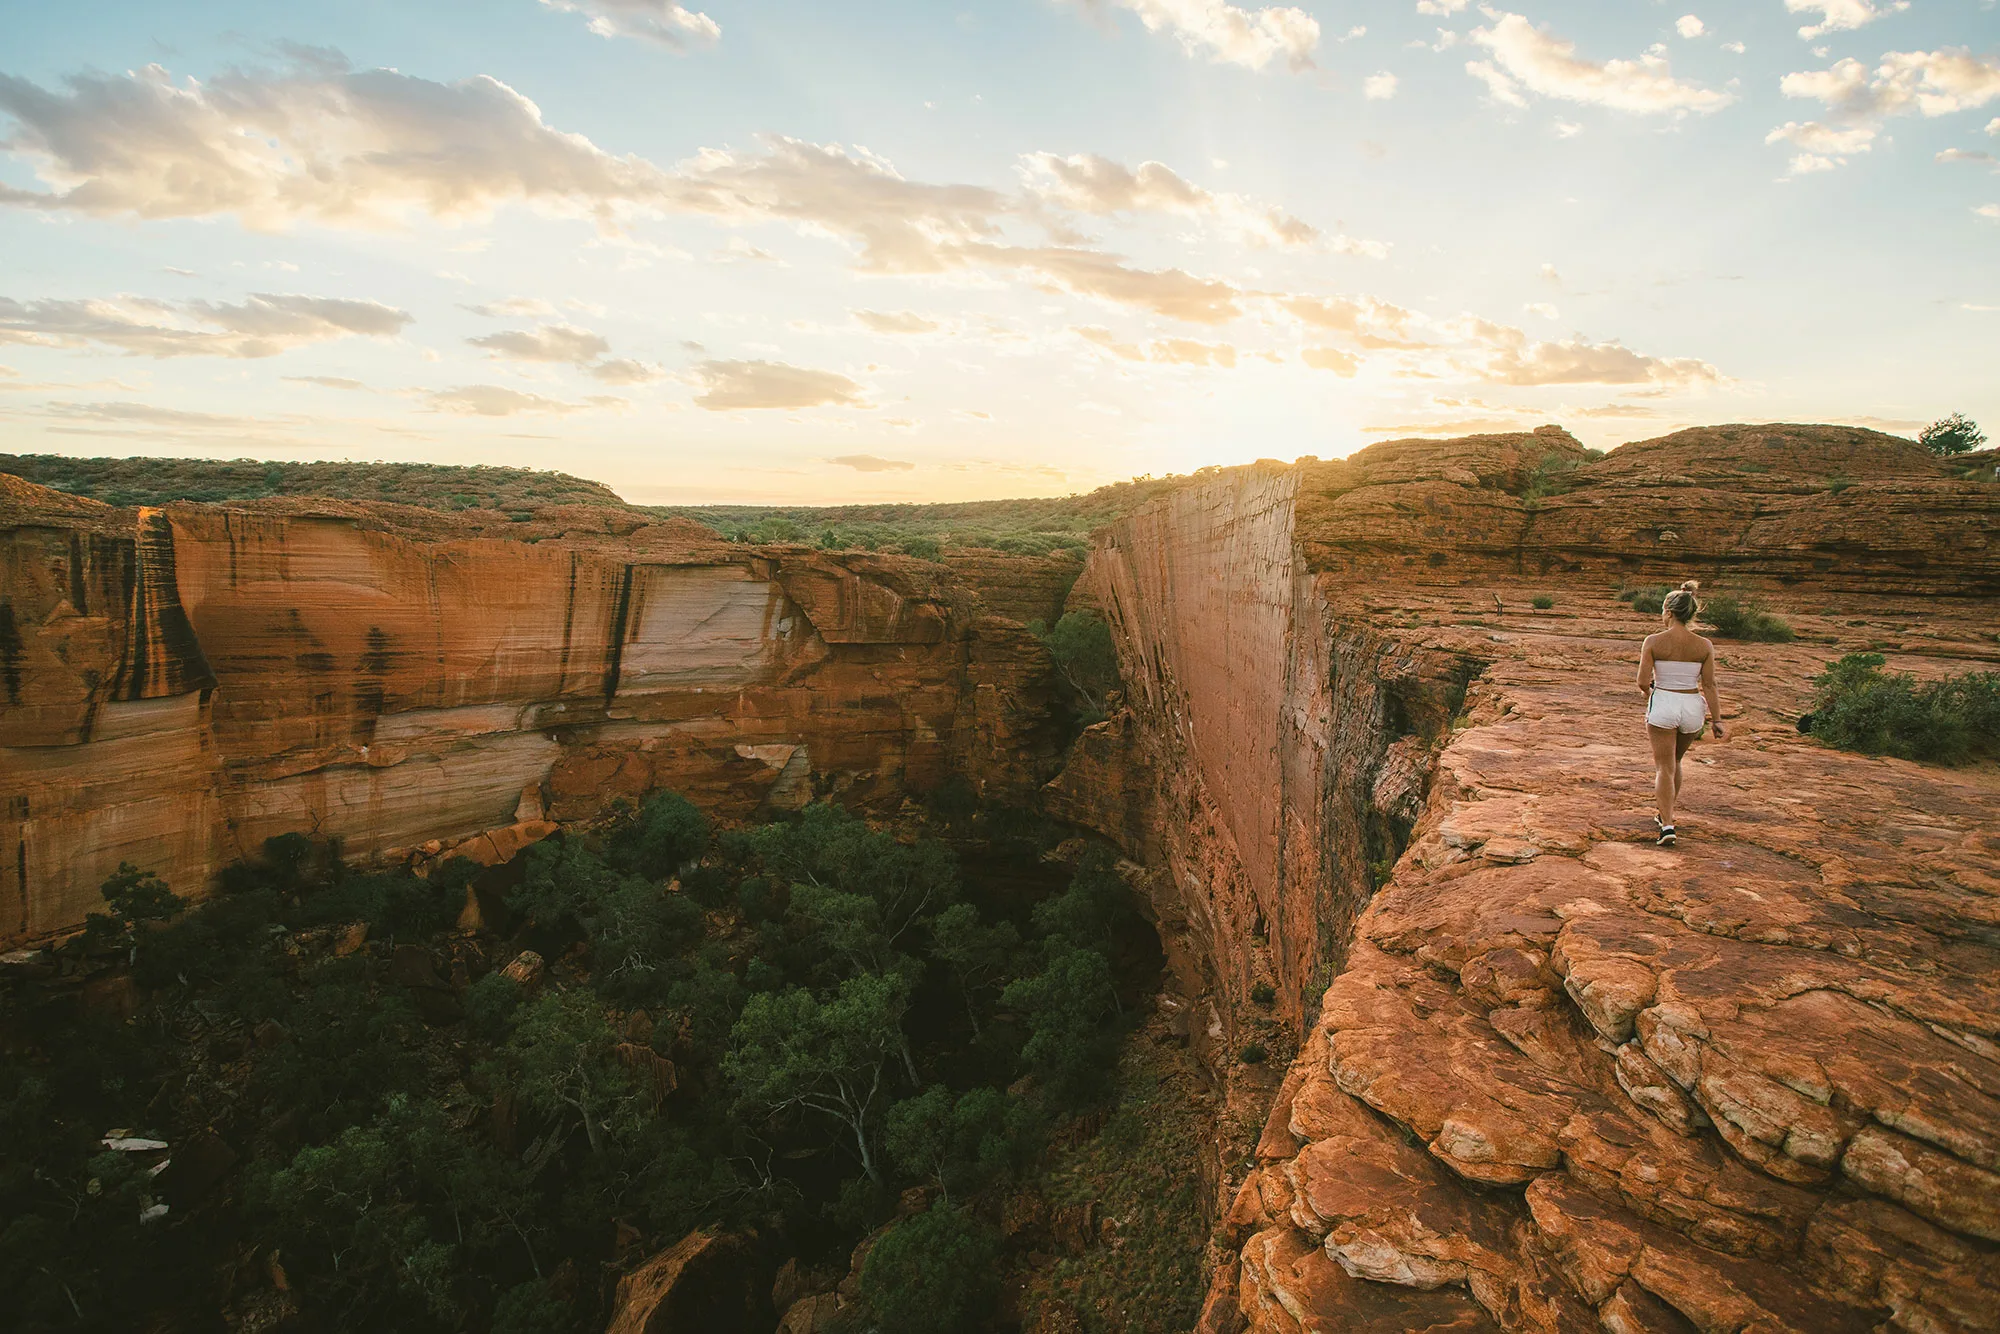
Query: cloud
431 385 591 415
0 292 409 357
0 58 679 227
1524 302 1559 318
691 359 866 410
1301 346 1360 375
468 296 558 317
1784 1 1908 42
47 399 259 429
1465 59 1529 107
1775 48 2000 171
1783 50 2000 121
1766 120 1878 174
1938 147 1995 164
1077 327 1239 366
1020 151 1332 248
983 245 1242 323
1363 72 1399 100
282 375 368 390
1468 12 1733 114
588 357 663 384
1071 0 1320 72
1470 322 1720 386
1722 41 1745 54
538 0 720 50
1282 293 1417 337
467 322 612 364
854 309 942 335
828 454 914 472
1675 16 1705 40
1415 0 1468 13
1979 204 2000 221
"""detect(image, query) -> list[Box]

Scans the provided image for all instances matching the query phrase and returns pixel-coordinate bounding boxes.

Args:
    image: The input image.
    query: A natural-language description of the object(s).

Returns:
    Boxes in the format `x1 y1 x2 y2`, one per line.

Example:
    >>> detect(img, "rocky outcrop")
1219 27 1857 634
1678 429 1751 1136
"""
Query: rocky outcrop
1065 424 2000 1332
1 483 1069 943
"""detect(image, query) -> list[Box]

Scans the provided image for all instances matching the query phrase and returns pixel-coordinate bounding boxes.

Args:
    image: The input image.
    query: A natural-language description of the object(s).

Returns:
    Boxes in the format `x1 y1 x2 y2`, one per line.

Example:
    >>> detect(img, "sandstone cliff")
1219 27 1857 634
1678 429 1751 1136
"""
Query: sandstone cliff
1061 424 2000 1333
1 478 1071 943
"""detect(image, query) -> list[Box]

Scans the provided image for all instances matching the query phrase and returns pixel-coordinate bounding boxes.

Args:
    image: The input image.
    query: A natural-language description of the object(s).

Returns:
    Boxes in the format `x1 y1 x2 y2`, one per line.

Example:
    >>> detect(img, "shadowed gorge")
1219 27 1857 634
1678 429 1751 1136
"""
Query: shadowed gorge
4 422 2000 1333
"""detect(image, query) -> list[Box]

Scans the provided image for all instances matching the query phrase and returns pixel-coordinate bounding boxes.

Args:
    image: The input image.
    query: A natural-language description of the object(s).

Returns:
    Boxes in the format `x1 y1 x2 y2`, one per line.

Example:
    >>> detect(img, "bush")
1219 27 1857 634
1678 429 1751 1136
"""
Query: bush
900 536 942 561
1623 586 1669 614
1239 1043 1268 1064
1920 413 1986 456
1250 982 1276 1006
1032 611 1121 716
857 1206 1001 1334
610 790 710 879
1808 653 2000 764
1530 594 1554 610
1702 593 1794 642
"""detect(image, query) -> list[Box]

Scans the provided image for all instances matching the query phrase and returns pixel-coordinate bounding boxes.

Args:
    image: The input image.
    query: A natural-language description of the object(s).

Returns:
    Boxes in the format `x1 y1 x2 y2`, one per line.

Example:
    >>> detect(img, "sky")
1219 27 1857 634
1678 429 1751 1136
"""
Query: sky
1 1 1997 504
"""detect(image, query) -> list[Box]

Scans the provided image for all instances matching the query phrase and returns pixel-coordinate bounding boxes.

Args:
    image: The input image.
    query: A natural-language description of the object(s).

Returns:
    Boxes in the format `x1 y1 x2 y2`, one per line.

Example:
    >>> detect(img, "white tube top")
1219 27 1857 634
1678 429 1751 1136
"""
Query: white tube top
1654 658 1704 690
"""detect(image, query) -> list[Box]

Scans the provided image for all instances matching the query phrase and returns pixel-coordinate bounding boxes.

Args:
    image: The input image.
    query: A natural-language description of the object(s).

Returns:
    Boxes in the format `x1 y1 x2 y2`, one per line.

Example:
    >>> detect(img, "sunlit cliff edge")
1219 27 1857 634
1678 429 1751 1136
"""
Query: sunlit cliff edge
5 422 2000 1331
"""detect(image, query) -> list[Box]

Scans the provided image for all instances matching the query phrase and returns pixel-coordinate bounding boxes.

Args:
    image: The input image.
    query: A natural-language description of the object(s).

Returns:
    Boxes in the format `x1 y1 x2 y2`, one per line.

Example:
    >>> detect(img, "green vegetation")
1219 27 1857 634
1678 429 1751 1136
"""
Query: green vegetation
1621 585 1670 615
1238 1043 1268 1064
1519 452 1582 505
1701 592 1795 642
1807 653 2000 764
1920 413 1987 457
1249 981 1276 1006
3 796 1157 1332
664 473 1197 558
1530 594 1554 610
0 454 623 511
1033 610 1122 722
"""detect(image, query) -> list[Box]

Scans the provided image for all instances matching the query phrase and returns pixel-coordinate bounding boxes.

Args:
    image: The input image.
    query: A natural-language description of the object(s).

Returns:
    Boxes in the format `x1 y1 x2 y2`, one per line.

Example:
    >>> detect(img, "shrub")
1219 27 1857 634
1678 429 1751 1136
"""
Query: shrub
857 1206 1001 1334
1239 1043 1268 1064
1530 594 1554 610
1701 593 1794 642
610 790 710 879
1250 982 1276 1006
1808 653 2000 764
1032 610 1121 716
1920 413 1986 456
1624 586 1669 614
900 536 942 561
1826 475 1853 494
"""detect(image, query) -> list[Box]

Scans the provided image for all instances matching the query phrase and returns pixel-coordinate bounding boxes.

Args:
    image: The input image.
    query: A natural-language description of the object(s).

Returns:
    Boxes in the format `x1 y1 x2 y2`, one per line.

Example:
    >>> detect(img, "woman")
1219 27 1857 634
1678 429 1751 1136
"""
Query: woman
1636 581 1726 846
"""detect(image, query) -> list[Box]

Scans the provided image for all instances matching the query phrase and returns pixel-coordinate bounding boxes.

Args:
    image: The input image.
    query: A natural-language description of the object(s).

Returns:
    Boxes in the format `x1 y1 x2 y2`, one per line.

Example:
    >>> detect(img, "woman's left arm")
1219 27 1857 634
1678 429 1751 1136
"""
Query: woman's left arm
1637 639 1655 699
1702 649 1726 739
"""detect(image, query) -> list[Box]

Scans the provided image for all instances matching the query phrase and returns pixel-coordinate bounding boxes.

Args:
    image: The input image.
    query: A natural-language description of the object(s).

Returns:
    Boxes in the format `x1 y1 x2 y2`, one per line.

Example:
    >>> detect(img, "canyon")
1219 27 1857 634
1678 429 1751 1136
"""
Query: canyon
4 421 1999 1332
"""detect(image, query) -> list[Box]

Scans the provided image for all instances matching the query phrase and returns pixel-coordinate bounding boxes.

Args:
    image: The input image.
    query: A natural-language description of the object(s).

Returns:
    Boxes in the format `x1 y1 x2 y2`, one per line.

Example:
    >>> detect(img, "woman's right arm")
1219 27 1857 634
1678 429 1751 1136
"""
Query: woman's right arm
1637 638 1655 698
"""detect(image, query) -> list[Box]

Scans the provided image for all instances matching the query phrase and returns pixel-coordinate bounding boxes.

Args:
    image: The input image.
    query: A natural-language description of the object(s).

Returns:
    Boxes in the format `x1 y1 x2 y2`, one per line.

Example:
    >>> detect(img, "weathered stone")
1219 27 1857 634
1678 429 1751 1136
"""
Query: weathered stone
604 1228 764 1334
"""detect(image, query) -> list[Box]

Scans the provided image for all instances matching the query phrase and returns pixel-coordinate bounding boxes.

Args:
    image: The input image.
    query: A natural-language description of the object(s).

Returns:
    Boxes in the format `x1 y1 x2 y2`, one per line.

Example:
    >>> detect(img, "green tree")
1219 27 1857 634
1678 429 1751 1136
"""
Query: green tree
1031 845 1127 953
1035 610 1121 714
1920 413 1987 456
929 902 1020 1037
609 790 710 879
884 1085 1020 1203
490 990 642 1156
749 803 959 950
857 1206 1001 1334
724 972 911 1184
1003 946 1117 1107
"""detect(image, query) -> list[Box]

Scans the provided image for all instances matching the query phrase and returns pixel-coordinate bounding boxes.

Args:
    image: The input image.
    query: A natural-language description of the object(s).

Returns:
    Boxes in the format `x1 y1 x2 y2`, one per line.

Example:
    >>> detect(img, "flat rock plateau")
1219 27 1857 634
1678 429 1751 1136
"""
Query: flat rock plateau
5 421 1999 1332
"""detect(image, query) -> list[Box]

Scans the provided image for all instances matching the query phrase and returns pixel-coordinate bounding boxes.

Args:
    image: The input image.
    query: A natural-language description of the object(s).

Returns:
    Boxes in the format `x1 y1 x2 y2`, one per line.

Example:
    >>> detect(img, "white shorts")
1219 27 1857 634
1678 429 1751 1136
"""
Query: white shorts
1647 690 1707 734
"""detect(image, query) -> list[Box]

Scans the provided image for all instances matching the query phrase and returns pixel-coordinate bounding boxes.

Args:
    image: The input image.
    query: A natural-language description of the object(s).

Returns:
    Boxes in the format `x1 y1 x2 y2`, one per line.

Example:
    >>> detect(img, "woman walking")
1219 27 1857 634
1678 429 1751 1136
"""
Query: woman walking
1636 581 1726 846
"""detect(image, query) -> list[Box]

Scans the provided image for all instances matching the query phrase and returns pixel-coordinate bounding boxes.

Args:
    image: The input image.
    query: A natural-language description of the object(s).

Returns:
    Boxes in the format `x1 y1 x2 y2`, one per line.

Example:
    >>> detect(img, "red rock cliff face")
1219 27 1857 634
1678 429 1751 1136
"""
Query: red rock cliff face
1 482 1067 943
1061 425 2000 1332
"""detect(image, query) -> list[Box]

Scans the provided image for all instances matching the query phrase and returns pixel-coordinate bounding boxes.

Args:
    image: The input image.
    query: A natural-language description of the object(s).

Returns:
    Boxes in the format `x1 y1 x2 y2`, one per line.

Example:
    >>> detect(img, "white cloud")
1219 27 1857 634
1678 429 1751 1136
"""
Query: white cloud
1990 117 2000 136
1554 120 1583 138
1072 0 1321 71
1783 51 2000 121
1938 148 1996 164
1415 0 1467 13
538 0 720 50
1676 16 1705 39
828 454 914 472
467 322 612 364
1468 321 1720 386
1524 302 1559 318
1765 120 1878 174
468 296 558 317
1077 327 1238 366
432 385 596 415
1723 41 1746 54
1363 71 1400 100
1784 1 1909 43
1465 60 1527 107
977 245 1243 323
0 292 409 358
691 359 867 410
854 310 943 335
588 358 663 384
1978 204 2000 221
1020 151 1332 248
1301 346 1360 374
1469 11 1733 114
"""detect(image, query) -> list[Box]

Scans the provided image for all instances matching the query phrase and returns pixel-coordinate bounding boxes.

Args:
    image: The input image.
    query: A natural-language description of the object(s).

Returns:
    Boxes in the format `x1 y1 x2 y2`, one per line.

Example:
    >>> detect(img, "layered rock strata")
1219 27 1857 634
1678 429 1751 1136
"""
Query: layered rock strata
1065 425 2000 1332
1 479 1068 942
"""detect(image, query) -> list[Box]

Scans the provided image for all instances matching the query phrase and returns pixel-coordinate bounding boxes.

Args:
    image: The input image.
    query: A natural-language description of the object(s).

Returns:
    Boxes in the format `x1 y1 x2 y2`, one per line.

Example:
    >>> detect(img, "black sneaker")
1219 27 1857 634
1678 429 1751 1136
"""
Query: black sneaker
1657 825 1676 847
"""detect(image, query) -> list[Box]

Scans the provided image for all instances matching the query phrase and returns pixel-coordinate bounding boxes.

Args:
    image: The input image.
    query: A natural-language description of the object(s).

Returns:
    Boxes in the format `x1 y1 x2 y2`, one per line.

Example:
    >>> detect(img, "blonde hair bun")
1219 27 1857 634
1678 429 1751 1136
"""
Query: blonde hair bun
1680 580 1701 592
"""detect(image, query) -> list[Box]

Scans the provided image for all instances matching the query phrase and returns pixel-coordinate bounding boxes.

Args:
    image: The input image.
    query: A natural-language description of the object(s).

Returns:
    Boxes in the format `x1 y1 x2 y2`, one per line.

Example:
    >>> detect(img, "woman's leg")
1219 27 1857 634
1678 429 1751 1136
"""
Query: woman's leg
1649 724 1680 827
1673 729 1698 800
